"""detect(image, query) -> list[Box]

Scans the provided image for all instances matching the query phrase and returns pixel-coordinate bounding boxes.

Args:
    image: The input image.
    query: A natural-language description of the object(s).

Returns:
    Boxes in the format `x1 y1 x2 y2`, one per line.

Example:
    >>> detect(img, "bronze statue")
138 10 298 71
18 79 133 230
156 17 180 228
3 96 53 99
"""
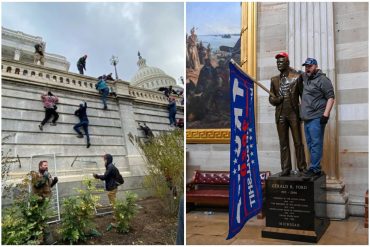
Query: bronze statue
34 42 45 66
269 52 307 176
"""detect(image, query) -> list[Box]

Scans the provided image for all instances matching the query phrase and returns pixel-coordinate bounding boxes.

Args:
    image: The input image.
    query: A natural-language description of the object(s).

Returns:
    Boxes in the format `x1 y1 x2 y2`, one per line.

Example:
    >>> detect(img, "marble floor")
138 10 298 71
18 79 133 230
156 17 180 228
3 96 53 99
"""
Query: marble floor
186 211 368 245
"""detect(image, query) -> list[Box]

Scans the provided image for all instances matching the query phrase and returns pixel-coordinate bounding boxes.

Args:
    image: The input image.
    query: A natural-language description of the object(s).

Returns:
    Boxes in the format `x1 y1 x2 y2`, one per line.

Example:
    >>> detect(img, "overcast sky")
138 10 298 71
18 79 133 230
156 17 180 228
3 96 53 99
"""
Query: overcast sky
2 2 185 83
187 2 240 35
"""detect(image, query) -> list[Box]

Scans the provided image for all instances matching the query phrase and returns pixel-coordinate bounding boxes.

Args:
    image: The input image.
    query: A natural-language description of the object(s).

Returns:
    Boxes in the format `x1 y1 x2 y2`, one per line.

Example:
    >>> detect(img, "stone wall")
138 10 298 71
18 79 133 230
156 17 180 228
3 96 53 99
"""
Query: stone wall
2 58 184 204
334 2 369 216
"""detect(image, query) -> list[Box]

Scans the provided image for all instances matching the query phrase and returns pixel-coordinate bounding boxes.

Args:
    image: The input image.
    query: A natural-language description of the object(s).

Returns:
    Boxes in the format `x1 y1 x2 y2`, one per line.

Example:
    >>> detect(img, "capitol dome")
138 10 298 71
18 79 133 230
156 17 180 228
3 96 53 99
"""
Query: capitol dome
131 52 181 91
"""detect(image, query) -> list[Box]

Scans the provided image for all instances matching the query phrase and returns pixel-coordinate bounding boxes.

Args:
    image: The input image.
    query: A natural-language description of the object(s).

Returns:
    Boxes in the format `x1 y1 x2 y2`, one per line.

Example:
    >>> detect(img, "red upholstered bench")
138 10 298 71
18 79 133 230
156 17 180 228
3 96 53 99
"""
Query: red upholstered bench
187 170 271 217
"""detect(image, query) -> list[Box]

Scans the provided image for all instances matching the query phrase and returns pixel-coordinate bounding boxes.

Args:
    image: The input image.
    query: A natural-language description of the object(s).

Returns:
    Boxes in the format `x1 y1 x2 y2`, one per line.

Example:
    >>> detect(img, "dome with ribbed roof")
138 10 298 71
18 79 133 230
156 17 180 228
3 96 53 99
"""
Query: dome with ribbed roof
131 52 179 90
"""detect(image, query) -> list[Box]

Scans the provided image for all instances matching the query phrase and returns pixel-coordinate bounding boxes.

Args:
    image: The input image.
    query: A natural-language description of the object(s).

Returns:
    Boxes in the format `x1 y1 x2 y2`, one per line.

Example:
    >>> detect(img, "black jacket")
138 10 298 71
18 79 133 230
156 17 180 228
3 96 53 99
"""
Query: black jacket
77 57 86 69
75 102 88 122
96 154 120 191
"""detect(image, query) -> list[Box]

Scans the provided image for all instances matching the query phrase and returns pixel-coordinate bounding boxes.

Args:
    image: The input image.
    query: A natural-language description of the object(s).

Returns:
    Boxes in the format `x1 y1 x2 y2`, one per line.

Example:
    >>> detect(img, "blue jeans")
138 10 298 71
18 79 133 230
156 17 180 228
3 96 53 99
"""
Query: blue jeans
73 120 90 143
304 118 326 173
169 111 176 125
101 88 109 108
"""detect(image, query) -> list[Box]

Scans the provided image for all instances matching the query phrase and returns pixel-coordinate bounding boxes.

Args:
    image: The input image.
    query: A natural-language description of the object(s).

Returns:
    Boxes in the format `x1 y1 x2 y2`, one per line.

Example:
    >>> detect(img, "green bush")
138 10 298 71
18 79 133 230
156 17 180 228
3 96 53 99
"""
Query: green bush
114 191 138 233
129 129 183 216
2 178 51 245
1 134 18 198
59 178 102 244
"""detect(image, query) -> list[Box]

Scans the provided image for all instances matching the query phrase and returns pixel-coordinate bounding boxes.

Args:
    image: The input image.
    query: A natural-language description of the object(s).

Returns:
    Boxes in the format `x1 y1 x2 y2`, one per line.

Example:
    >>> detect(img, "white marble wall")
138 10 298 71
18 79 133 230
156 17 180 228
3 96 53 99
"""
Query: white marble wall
334 2 369 216
2 59 184 200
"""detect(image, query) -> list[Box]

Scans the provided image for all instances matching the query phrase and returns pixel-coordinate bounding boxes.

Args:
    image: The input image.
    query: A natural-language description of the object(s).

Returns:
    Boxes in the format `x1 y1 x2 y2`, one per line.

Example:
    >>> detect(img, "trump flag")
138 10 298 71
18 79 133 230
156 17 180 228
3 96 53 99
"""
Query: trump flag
227 61 263 240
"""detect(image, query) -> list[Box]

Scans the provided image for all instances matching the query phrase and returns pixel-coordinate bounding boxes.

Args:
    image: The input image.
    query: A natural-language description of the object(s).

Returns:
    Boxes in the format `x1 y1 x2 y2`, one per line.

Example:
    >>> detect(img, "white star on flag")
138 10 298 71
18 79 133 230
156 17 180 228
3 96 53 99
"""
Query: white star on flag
233 158 237 164
234 148 238 154
251 160 255 164
249 136 253 140
233 168 237 175
250 144 253 148
249 128 253 132
251 152 254 156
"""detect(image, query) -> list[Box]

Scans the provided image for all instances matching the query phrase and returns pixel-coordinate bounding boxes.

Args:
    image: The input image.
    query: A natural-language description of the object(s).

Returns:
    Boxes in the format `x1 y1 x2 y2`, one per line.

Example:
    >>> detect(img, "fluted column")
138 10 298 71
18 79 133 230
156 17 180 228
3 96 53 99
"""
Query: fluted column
287 2 348 219
288 2 338 179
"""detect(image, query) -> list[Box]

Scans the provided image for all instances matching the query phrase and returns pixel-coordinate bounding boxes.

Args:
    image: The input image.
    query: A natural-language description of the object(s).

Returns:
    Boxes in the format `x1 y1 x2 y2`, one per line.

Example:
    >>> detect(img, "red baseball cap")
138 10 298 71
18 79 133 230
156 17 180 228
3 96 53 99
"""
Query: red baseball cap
275 52 289 59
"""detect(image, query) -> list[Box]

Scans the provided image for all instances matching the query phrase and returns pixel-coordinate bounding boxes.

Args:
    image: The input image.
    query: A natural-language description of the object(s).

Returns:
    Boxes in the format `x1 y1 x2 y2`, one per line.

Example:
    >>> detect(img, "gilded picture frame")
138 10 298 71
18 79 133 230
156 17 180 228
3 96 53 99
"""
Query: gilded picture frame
186 2 257 144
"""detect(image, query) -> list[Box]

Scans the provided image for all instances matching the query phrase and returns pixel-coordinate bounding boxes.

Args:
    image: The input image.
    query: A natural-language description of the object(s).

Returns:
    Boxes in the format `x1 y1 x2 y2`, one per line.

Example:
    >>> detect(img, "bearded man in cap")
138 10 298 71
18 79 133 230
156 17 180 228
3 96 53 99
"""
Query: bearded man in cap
300 58 335 177
269 52 307 176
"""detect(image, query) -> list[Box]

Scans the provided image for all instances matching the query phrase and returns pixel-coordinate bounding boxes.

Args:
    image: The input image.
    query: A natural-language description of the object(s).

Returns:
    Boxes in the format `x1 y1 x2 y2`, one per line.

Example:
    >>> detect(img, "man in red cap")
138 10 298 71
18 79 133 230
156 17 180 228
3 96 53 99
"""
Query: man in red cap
269 52 307 176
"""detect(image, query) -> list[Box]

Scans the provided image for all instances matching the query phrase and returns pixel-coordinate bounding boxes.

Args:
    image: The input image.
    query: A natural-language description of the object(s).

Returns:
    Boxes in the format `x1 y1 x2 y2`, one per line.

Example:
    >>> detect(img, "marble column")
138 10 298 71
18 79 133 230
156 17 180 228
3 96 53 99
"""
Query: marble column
287 2 348 219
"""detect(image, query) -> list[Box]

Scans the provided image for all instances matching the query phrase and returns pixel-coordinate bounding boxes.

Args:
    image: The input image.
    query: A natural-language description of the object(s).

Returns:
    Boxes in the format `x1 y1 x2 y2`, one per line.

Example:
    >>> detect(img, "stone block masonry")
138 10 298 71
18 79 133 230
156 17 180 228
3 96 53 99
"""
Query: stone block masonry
1 58 184 203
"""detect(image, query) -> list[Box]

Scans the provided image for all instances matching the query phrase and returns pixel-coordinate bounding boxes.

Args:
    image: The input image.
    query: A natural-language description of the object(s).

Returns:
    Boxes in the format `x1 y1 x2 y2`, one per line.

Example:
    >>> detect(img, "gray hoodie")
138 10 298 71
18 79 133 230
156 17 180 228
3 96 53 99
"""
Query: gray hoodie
300 70 335 121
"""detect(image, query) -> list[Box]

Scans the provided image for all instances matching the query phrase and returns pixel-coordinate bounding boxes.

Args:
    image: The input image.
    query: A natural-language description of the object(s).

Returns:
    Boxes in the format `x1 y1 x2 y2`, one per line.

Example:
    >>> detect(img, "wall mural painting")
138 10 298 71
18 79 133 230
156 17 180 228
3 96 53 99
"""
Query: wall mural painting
186 3 241 136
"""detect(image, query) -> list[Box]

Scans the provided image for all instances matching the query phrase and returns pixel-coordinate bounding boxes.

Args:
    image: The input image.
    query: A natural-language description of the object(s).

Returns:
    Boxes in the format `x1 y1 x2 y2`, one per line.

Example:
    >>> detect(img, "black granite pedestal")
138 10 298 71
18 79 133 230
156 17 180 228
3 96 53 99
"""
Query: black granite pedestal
261 173 330 243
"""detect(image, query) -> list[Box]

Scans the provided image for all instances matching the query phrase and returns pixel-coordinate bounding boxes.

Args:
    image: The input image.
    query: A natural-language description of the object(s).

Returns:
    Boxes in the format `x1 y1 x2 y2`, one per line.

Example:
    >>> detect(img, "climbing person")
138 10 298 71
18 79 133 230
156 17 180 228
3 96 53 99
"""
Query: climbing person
39 91 59 131
95 75 110 110
106 73 114 81
168 96 177 127
73 101 91 148
77 55 87 75
138 122 154 138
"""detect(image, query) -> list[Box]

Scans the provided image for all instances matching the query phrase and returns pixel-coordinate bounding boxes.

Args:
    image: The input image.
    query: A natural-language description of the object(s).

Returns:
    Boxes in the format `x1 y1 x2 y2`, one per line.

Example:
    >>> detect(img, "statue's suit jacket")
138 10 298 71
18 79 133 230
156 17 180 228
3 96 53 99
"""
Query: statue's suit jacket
269 68 303 123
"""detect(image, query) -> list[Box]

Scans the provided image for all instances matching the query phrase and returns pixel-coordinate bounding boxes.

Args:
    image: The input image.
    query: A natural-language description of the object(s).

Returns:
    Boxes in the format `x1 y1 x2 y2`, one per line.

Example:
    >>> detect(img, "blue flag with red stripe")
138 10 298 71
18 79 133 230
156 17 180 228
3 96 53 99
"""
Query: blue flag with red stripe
227 62 263 240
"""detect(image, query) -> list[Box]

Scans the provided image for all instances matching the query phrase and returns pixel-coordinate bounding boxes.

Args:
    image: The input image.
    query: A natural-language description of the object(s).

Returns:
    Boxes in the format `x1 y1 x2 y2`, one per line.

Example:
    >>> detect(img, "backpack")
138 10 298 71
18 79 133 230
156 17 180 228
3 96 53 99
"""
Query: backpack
114 165 124 185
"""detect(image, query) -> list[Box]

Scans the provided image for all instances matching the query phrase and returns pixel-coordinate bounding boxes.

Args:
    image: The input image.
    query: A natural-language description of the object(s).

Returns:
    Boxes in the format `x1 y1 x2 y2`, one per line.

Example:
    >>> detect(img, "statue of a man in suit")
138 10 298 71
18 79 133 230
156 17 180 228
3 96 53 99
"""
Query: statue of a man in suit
269 52 307 176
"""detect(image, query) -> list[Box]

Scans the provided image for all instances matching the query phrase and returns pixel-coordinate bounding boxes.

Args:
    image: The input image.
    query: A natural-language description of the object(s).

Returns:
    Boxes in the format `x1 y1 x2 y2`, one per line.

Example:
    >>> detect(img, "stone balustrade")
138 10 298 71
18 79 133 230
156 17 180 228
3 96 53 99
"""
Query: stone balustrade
128 86 183 105
2 58 103 93
2 58 184 107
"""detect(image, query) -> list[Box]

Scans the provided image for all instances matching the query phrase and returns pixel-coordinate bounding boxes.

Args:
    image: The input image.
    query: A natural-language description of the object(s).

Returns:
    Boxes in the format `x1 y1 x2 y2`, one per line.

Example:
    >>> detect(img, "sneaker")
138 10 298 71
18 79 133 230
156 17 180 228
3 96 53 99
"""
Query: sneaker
299 168 308 173
77 134 84 138
87 142 91 148
304 170 321 177
50 122 57 126
39 124 43 131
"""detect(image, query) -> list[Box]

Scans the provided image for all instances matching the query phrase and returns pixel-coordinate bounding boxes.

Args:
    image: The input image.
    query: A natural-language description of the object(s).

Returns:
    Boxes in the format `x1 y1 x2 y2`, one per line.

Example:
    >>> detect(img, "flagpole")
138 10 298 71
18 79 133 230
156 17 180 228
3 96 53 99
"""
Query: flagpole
230 59 275 97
